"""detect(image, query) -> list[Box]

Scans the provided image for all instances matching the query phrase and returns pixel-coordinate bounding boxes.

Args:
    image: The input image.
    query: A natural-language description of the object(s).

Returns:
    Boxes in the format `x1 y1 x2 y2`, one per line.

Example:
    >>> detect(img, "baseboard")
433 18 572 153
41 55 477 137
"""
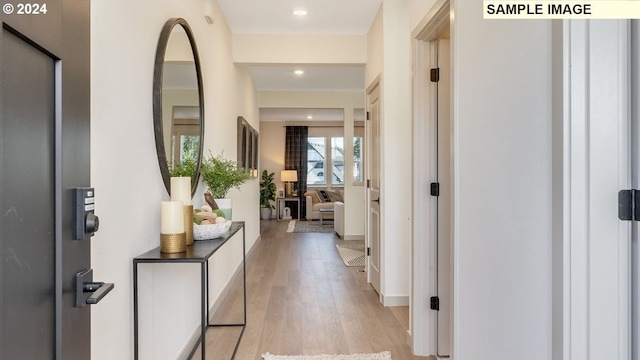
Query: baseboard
176 234 261 360
343 234 364 240
382 294 410 307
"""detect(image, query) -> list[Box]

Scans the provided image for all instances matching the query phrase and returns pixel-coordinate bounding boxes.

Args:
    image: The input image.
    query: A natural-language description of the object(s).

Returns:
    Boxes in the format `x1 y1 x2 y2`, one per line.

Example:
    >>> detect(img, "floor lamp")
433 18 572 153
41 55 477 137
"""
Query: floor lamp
281 170 298 197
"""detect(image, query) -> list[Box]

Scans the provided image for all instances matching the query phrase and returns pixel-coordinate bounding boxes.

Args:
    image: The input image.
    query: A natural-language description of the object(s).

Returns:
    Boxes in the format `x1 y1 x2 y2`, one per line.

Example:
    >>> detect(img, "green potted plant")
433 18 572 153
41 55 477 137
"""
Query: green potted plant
200 151 251 219
259 170 276 220
168 156 197 177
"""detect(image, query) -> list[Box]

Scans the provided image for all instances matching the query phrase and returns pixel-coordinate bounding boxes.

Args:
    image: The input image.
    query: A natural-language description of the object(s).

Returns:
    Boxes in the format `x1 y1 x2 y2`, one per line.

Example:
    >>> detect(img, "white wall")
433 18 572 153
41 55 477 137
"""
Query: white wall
409 0 438 32
380 0 413 304
451 1 553 359
233 34 367 64
90 0 259 359
364 0 413 305
366 7 383 87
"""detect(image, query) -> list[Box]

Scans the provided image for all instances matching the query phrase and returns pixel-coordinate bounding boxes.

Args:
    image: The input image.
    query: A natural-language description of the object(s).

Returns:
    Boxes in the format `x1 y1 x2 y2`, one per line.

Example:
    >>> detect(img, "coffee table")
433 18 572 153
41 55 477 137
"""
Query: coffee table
319 208 334 226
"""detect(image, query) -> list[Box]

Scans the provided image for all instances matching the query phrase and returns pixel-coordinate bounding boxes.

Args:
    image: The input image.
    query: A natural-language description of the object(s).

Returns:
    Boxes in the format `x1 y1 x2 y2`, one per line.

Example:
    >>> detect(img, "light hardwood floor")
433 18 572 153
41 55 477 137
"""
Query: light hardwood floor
195 220 431 360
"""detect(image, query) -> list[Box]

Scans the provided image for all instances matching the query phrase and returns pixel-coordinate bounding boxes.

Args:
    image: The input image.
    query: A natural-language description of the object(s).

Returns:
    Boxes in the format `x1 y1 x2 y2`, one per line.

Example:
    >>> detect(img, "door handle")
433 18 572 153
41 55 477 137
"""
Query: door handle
85 282 114 305
75 269 114 307
372 198 380 204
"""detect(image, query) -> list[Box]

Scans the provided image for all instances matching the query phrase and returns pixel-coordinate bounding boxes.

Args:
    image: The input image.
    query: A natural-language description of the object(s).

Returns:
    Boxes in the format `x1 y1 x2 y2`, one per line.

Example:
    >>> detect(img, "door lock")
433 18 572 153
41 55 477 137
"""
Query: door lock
74 187 99 240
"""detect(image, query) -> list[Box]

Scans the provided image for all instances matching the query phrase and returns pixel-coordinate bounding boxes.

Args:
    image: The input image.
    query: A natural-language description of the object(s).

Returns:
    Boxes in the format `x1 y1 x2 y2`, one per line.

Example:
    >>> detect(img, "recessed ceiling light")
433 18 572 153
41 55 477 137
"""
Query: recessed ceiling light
294 69 304 76
293 9 308 16
306 115 313 119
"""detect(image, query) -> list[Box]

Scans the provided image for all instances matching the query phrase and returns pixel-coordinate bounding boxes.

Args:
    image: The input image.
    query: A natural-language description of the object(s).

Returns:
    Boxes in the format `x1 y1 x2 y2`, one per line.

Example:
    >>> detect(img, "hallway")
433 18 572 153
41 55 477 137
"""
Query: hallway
198 220 430 359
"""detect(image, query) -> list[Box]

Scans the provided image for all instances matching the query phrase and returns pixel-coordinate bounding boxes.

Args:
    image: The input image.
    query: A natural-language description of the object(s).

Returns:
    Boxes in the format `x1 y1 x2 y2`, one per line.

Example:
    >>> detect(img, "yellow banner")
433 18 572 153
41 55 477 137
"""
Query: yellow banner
484 1 640 19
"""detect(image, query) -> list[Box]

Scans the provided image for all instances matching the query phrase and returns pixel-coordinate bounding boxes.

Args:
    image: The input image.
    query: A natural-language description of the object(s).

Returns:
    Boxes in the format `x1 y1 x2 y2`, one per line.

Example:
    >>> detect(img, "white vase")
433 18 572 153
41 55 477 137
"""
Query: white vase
214 198 232 220
260 207 272 220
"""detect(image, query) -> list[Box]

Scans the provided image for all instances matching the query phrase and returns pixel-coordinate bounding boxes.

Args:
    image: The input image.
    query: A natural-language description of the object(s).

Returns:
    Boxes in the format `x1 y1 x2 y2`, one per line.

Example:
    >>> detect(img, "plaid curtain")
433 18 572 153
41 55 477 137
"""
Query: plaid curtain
285 126 308 219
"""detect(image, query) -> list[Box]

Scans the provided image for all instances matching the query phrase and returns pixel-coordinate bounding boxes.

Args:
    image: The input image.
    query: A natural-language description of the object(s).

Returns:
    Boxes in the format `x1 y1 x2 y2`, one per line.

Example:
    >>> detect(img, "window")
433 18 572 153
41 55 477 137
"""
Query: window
306 128 362 187
353 136 363 183
331 137 344 185
307 137 326 185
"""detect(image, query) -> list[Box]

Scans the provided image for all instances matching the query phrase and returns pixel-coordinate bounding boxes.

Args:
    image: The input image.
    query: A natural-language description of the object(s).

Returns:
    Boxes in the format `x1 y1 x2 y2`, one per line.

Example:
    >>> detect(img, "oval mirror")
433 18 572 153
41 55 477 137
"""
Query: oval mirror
153 18 204 197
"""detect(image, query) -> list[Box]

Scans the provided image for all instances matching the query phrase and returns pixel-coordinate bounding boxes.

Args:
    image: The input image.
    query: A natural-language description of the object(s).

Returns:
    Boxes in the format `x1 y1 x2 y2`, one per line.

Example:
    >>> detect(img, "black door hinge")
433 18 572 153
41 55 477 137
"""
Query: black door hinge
367 179 370 188
430 182 440 196
366 111 370 120
430 68 440 82
367 247 371 256
619 189 640 221
430 296 439 311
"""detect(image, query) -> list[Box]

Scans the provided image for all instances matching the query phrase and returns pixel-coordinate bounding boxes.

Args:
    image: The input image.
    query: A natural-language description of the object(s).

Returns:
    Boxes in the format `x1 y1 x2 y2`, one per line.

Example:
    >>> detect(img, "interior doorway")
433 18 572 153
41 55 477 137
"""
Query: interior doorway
411 0 452 356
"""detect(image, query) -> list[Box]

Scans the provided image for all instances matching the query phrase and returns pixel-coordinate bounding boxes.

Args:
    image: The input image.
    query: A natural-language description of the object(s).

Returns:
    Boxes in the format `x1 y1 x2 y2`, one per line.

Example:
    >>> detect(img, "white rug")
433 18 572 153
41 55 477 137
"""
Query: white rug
262 351 391 360
335 244 366 267
287 220 296 232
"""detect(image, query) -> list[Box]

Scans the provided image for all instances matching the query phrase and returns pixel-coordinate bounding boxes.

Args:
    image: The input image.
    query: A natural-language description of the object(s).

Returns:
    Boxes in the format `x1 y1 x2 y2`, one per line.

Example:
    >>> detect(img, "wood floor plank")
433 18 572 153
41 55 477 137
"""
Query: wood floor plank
200 220 429 359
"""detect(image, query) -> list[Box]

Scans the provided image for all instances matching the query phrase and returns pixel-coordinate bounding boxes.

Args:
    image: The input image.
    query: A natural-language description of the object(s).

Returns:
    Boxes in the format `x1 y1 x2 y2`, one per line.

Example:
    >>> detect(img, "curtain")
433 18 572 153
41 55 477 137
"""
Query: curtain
285 126 308 219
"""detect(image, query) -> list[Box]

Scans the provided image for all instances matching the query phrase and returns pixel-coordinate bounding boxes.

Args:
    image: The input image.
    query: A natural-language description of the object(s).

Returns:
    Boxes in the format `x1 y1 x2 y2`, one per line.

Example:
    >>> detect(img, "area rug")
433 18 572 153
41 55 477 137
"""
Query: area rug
336 241 366 267
286 220 335 233
262 351 391 360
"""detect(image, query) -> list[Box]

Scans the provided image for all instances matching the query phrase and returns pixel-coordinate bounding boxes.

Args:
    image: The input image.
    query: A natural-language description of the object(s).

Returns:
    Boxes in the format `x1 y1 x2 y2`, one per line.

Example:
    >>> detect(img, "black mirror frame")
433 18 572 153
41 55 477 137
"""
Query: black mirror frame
153 18 205 197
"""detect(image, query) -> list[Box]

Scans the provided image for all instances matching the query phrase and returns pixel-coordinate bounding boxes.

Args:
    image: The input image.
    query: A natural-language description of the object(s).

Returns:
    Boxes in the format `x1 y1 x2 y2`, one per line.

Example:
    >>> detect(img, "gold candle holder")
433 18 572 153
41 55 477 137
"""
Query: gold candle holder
160 232 186 253
184 205 194 246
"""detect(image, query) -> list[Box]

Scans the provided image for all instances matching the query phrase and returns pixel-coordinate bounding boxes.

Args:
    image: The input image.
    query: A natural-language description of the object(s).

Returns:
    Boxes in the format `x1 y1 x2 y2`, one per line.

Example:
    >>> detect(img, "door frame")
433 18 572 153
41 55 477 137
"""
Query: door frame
411 0 450 356
559 19 631 359
411 6 632 359
632 20 640 360
365 76 382 294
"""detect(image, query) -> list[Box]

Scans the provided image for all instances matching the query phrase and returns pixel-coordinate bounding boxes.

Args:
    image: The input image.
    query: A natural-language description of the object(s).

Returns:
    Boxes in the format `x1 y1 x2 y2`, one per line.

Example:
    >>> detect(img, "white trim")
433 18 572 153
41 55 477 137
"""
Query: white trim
551 19 571 360
411 1 451 357
564 19 631 360
411 37 435 357
450 2 460 360
382 295 410 307
343 235 365 241
616 20 631 360
631 19 640 360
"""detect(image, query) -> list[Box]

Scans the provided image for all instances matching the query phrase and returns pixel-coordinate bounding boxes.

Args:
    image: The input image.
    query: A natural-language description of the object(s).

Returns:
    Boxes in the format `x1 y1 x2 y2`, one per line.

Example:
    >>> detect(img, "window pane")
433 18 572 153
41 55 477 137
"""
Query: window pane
307 137 325 185
331 137 344 185
180 135 199 162
353 136 363 182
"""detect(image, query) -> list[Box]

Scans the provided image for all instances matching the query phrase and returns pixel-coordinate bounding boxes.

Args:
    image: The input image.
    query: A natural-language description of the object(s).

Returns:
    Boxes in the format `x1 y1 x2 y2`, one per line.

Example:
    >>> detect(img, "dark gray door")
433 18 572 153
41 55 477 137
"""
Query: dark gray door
1 1 91 359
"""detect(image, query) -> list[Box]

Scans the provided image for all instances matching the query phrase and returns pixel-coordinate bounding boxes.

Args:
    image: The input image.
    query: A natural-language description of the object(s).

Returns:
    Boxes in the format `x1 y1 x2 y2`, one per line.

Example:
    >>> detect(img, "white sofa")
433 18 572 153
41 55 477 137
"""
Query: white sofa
305 189 344 220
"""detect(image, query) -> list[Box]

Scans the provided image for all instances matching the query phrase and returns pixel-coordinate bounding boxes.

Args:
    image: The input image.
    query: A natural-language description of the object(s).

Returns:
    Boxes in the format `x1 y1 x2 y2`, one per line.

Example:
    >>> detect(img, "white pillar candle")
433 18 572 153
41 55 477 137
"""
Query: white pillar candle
160 201 184 234
170 176 192 206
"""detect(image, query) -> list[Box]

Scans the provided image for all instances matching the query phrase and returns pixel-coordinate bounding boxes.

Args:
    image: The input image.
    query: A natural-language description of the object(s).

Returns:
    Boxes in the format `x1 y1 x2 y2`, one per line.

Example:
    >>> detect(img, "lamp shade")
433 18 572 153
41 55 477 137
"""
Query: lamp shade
281 170 298 182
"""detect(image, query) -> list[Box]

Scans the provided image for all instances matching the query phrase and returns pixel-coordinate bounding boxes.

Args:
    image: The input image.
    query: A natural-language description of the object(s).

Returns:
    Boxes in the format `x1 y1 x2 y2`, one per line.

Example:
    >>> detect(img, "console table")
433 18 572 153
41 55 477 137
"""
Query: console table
133 221 246 360
276 197 300 221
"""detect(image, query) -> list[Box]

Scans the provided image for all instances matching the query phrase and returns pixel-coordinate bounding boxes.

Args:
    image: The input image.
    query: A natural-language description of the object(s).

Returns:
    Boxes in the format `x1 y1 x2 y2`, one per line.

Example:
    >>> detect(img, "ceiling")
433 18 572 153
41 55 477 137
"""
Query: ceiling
216 0 382 35
247 65 364 92
215 0 380 122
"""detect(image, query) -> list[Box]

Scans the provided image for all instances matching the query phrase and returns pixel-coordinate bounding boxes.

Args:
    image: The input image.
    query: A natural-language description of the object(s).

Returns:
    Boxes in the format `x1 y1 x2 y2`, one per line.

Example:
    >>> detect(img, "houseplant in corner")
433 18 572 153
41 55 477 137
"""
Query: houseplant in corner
200 151 251 220
259 170 276 220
